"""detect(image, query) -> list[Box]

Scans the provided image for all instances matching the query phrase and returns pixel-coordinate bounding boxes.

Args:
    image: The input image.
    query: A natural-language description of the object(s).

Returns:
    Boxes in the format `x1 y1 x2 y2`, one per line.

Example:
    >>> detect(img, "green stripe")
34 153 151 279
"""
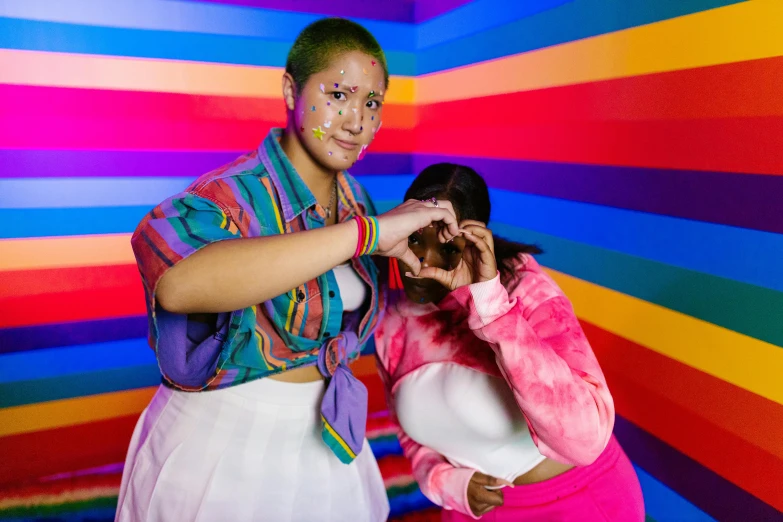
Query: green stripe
386 481 421 499
0 495 117 518
491 222 783 348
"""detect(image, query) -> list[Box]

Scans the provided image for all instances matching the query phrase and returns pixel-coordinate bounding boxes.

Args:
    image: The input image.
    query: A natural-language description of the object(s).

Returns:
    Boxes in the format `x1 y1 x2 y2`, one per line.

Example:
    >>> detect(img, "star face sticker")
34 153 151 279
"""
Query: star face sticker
319 83 325 93
363 68 368 75
312 126 326 140
371 60 376 66
334 83 339 88
311 105 316 112
369 91 375 98
324 120 332 128
350 86 358 93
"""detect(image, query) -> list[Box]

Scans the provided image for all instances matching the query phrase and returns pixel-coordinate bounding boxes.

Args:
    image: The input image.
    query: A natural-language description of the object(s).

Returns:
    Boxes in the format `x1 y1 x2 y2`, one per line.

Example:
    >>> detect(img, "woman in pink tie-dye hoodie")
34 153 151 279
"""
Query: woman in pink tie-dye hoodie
375 164 644 521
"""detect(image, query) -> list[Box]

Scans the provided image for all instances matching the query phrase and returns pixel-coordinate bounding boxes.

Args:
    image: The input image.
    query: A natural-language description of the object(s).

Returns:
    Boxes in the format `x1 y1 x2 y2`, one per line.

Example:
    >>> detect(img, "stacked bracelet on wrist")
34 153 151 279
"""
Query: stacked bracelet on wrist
353 215 379 258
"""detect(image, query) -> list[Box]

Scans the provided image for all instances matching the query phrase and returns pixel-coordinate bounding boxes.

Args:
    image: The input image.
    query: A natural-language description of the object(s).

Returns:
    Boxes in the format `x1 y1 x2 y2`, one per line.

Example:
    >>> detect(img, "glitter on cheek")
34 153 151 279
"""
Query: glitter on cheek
311 106 315 111
327 102 331 106
363 68 368 75
319 83 325 93
339 110 343 115
334 83 339 88
371 60 376 66
371 116 374 121
328 151 333 156
340 70 345 75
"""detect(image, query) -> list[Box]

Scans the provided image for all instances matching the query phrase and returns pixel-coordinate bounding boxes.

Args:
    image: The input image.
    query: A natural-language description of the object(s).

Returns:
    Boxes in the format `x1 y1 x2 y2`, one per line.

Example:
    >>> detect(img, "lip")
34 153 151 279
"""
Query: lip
333 138 359 151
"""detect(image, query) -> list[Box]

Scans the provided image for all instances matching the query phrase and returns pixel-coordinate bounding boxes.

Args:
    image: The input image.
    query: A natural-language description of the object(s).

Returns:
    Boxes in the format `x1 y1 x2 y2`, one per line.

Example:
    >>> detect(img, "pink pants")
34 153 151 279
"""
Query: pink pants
442 436 644 521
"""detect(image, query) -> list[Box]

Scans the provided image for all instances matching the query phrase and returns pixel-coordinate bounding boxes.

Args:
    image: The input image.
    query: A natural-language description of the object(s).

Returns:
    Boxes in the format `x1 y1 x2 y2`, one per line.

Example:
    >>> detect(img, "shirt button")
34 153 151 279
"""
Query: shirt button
297 290 305 302
329 291 335 298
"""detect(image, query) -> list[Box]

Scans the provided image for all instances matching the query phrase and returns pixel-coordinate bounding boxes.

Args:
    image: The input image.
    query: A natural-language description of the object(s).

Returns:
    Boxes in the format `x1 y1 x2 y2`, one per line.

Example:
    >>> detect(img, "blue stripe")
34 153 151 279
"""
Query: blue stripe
0 338 154 383
339 177 783 293
0 18 416 75
416 0 569 49
634 465 718 522
416 0 745 74
0 0 417 49
489 190 783 293
356 174 414 202
491 223 783 348
0 178 195 209
0 206 149 238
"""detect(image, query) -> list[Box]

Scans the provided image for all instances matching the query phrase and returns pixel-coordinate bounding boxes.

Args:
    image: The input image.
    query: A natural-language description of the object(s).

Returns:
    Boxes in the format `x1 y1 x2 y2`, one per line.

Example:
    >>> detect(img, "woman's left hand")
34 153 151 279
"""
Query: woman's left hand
414 220 497 291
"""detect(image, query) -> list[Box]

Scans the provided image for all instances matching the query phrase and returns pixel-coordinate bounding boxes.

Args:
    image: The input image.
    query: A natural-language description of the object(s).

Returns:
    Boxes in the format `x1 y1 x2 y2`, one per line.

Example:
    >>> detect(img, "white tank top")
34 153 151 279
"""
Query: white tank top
333 262 366 312
394 363 546 482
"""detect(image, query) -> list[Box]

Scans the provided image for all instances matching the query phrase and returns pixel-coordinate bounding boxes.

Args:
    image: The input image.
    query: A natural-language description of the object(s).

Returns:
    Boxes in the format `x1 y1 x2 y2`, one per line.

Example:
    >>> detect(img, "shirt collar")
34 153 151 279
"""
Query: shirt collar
257 128 365 223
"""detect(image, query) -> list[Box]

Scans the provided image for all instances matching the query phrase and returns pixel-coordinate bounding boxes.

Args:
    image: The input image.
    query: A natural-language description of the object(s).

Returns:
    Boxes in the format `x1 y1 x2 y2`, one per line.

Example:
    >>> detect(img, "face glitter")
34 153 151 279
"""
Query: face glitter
311 105 315 112
369 91 375 97
312 126 325 140
319 83 325 93
334 83 339 88
350 86 358 93
324 120 332 128
339 110 343 115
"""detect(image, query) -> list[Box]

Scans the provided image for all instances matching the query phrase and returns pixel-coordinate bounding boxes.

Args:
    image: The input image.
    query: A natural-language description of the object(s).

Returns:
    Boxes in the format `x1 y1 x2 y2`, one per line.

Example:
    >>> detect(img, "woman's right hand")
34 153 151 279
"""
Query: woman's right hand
467 472 511 517
375 199 460 275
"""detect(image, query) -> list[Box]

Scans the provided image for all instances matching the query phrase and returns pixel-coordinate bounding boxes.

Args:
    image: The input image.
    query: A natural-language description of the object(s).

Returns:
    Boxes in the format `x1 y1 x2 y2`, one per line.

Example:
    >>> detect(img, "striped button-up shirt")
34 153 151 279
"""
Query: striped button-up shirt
132 128 383 391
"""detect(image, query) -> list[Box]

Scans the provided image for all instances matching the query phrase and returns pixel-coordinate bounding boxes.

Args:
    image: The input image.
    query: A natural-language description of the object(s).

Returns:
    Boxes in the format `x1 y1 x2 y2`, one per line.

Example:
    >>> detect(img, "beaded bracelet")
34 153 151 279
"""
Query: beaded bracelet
353 215 379 257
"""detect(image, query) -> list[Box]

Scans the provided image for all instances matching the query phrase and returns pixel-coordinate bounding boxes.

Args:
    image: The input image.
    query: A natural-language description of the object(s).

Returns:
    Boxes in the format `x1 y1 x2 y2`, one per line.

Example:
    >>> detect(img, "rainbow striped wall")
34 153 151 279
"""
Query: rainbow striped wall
1 0 781 520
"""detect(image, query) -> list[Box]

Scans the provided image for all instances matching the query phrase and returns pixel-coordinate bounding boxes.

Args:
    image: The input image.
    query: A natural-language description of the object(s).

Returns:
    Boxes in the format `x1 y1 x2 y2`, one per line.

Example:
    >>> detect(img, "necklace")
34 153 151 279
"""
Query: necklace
325 177 337 219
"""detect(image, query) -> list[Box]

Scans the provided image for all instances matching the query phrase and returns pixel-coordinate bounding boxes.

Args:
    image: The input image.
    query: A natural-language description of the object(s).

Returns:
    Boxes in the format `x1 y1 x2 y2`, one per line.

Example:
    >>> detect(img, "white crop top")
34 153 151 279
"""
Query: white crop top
394 363 546 482
333 262 366 312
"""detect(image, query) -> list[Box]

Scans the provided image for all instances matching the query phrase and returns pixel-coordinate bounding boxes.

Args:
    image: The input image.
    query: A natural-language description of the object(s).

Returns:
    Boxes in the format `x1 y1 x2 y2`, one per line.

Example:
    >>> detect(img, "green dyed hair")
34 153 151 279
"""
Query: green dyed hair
286 18 389 94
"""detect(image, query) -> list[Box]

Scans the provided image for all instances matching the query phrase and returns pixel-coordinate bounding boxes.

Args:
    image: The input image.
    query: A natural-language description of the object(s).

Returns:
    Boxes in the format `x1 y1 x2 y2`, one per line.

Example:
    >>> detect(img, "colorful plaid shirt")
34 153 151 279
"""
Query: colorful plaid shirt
132 128 383 391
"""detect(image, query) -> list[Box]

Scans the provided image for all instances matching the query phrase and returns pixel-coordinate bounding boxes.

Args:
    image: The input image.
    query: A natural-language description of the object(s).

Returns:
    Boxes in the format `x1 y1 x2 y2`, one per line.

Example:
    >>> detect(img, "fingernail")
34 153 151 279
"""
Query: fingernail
405 272 420 279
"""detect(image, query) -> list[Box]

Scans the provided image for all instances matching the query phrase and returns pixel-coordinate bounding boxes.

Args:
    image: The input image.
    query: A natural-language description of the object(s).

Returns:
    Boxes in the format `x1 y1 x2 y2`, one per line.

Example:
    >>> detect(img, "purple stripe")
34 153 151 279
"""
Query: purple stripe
0 149 413 178
615 416 781 521
0 316 147 354
350 153 413 176
183 0 415 23
414 0 473 22
0 150 240 178
413 155 783 235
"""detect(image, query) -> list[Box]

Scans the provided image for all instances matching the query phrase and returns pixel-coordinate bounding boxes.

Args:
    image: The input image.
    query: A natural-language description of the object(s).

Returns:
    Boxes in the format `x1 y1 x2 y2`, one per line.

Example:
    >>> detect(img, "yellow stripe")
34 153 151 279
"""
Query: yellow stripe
417 0 783 104
0 49 415 104
0 387 156 437
361 217 372 254
544 268 783 406
284 294 296 331
321 415 357 459
261 177 285 234
0 234 134 271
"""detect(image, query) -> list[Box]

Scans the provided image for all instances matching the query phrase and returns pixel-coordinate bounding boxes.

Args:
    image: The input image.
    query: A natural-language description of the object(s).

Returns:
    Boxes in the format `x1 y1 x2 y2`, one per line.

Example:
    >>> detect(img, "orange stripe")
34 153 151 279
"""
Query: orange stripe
0 235 134 271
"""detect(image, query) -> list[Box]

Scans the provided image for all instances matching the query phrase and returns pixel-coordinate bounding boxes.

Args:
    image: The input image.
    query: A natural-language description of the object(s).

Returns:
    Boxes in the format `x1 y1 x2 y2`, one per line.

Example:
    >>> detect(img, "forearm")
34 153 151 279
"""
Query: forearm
158 220 358 313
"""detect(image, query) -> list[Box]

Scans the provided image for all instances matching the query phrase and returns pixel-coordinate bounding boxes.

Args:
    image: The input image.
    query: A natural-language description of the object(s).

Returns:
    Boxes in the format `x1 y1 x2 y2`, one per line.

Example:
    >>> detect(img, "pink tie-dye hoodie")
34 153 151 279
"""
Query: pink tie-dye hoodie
374 255 615 518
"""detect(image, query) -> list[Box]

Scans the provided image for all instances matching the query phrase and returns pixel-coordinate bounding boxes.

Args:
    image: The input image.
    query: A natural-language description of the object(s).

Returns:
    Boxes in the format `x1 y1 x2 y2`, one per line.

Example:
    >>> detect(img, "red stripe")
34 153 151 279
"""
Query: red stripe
1 117 412 152
0 264 139 299
0 84 416 129
0 415 138 488
377 453 414 479
0 85 414 151
583 321 783 461
421 56 783 125
0 285 146 328
415 117 783 176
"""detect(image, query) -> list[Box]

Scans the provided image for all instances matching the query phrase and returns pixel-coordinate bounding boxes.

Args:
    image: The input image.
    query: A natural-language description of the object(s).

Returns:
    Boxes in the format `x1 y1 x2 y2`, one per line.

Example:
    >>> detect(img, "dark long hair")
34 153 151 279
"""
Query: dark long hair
404 163 542 284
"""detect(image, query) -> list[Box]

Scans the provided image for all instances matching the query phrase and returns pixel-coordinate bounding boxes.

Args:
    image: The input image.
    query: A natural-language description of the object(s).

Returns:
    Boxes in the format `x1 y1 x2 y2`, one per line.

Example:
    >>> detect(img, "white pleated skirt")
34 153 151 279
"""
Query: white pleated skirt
116 378 390 522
